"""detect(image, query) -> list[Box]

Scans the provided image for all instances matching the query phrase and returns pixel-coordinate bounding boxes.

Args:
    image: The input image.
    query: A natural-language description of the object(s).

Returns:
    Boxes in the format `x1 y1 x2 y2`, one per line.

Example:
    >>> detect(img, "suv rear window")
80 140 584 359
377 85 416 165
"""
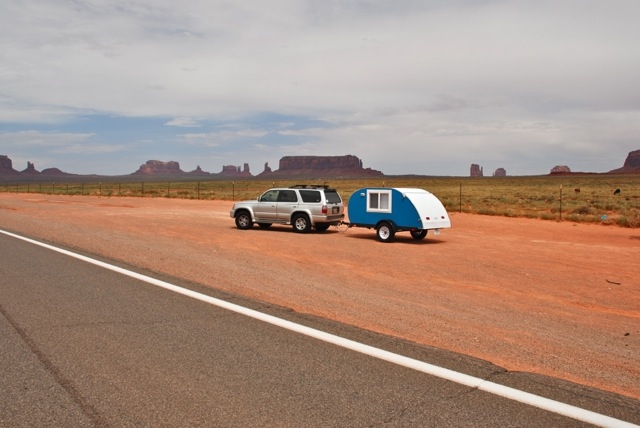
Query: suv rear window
325 190 342 204
299 190 321 203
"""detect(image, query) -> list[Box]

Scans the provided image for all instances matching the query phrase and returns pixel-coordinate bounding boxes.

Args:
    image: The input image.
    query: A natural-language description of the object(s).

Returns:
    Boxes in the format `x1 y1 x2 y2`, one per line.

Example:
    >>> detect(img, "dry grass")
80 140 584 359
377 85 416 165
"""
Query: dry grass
3 174 640 227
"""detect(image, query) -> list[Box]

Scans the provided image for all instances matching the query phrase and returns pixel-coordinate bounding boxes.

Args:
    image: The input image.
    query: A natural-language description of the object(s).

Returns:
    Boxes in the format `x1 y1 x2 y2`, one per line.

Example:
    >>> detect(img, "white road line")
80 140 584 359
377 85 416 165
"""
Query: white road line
2 229 637 428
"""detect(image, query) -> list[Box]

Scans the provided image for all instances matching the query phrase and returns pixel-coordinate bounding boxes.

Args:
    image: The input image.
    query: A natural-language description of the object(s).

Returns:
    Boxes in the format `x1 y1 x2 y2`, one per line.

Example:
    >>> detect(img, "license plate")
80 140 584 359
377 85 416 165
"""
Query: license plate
332 206 339 214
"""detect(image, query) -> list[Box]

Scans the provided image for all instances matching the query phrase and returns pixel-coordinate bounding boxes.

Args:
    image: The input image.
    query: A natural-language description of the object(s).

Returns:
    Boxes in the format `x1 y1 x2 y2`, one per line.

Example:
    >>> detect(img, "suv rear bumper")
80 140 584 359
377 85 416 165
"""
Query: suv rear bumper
313 214 345 224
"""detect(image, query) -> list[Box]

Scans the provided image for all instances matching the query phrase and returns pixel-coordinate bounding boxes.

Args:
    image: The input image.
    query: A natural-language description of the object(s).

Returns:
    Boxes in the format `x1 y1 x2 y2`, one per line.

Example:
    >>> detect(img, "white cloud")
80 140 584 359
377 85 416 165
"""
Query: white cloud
165 117 200 127
0 130 96 148
0 130 132 174
1 0 639 175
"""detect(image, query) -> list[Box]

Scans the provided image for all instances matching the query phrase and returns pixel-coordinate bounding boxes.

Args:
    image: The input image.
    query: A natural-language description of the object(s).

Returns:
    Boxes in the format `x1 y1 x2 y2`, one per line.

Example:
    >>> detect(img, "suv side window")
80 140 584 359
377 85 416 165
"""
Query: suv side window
259 190 278 202
299 190 321 203
325 190 342 204
277 190 298 202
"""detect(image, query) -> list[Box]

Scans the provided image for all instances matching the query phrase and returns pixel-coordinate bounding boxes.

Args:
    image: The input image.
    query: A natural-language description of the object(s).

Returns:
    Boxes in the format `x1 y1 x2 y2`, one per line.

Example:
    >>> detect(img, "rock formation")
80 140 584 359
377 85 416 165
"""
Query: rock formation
21 162 40 175
218 163 252 177
133 160 184 175
187 166 211 176
0 155 18 175
41 167 71 176
550 165 571 175
280 155 361 171
609 149 640 174
221 165 238 174
260 155 382 178
470 164 483 177
4 148 640 180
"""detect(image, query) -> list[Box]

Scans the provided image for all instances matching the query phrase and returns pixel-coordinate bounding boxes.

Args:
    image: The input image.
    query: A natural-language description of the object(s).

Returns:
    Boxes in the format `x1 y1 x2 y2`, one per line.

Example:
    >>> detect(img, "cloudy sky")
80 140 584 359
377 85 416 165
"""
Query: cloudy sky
1 0 639 176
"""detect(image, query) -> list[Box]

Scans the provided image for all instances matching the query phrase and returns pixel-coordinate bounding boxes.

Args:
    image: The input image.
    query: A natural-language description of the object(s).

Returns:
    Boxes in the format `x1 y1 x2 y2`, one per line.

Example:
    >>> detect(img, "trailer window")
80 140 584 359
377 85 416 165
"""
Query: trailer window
367 190 391 213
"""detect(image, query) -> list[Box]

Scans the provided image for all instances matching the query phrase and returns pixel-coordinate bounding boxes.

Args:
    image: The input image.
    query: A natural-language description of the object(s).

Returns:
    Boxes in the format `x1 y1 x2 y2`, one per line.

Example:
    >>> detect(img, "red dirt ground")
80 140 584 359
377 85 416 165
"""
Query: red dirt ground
1 194 638 399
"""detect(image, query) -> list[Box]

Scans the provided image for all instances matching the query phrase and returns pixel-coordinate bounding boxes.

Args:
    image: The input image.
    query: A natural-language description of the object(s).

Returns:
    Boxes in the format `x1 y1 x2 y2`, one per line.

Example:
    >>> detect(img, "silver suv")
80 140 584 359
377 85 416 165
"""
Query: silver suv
230 185 345 233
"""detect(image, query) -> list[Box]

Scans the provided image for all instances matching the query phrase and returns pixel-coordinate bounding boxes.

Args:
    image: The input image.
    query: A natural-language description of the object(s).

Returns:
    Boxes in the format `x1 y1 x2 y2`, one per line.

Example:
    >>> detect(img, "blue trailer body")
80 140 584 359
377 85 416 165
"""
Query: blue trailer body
346 187 451 242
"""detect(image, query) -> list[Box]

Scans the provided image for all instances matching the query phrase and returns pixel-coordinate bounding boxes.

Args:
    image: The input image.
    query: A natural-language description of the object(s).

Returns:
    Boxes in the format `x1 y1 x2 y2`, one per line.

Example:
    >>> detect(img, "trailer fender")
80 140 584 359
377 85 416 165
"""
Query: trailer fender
375 219 397 232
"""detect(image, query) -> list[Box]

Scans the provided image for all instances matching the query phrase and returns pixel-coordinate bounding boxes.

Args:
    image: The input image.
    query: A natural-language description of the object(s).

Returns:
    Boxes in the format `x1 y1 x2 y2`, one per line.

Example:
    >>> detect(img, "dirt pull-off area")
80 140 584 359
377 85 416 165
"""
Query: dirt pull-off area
1 194 639 399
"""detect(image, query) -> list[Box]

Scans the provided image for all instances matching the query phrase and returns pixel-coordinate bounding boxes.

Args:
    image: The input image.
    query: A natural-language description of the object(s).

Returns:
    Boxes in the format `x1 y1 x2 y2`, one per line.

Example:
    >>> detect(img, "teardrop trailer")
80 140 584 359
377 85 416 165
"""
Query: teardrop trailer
342 187 451 242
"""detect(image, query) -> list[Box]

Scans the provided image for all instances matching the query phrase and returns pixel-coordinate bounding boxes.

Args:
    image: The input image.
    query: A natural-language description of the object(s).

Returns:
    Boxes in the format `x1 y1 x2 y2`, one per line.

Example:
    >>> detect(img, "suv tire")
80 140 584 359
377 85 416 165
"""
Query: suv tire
235 211 254 230
292 213 311 233
315 223 330 232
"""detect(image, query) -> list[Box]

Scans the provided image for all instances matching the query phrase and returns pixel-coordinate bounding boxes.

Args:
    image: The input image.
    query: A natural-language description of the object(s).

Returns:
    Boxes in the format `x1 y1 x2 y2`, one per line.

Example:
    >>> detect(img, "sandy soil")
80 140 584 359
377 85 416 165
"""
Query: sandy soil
1 193 638 400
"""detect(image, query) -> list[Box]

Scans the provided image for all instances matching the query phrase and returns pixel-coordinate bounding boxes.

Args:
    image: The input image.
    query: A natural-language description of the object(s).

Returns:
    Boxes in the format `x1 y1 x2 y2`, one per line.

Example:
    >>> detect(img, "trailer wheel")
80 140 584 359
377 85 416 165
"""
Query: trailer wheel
410 229 428 240
292 214 312 233
376 222 395 242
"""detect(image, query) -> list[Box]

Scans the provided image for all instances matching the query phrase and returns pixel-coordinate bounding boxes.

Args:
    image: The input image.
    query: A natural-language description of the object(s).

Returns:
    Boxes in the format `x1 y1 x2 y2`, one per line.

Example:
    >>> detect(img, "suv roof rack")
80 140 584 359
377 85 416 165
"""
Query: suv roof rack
290 184 330 189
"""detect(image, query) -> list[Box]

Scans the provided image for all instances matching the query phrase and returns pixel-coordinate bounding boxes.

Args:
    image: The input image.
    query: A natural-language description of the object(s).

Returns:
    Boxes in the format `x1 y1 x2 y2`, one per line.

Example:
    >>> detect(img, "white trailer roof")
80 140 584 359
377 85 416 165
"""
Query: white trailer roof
393 188 450 229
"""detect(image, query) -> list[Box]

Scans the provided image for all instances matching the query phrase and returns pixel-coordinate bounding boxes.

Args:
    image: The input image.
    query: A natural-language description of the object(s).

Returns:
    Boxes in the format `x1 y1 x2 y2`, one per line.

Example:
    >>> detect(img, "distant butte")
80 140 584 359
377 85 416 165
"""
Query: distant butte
128 155 381 178
550 165 572 175
470 164 483 177
132 160 184 175
609 149 640 174
0 155 18 176
258 155 382 178
3 150 640 180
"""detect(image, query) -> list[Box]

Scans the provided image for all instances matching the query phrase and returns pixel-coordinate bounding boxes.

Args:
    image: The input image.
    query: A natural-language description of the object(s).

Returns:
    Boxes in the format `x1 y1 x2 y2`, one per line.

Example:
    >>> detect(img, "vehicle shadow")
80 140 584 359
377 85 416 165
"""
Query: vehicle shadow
343 232 447 245
229 225 446 243
229 225 342 235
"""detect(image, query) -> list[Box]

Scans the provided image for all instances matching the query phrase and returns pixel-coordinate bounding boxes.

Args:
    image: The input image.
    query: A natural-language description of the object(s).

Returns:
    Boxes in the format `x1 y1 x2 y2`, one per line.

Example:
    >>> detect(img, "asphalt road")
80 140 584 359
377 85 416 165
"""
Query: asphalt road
1 231 638 427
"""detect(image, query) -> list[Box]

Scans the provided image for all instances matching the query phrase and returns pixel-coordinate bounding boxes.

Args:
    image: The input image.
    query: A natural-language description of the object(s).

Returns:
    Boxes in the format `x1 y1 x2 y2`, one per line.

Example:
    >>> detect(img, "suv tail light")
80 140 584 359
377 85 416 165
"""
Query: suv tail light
322 205 328 214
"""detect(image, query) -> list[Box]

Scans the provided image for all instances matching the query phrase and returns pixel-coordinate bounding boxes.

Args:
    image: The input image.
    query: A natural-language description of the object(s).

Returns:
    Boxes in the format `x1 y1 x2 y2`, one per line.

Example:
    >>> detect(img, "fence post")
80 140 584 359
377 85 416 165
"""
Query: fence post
559 185 563 221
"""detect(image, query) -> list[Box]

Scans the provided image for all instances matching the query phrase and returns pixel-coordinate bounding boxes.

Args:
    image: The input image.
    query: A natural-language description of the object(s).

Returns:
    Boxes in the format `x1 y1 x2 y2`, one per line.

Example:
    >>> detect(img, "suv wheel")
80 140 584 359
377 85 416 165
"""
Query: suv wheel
376 222 395 242
292 214 311 233
315 223 330 232
235 211 253 230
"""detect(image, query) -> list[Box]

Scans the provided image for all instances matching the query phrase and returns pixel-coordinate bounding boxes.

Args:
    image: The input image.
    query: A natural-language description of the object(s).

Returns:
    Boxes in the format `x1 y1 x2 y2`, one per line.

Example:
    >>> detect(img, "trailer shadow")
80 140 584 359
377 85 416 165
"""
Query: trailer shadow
343 233 447 245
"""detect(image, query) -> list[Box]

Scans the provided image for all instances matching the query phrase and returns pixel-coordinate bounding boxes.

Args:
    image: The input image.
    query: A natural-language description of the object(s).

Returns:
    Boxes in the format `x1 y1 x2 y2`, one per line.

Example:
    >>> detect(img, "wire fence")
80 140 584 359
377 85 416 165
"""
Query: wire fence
1 176 639 227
